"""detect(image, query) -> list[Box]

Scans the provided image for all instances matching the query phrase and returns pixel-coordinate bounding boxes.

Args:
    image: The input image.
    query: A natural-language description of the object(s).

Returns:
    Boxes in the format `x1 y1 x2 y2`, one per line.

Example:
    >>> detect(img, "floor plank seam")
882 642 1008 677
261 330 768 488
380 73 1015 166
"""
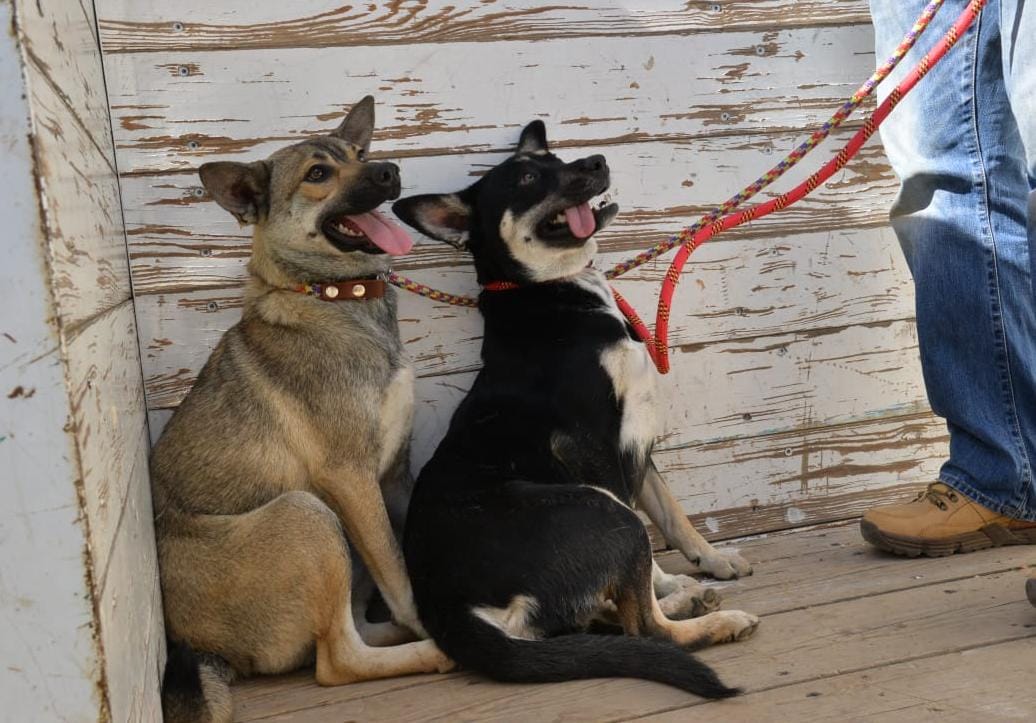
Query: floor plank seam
747 562 1034 617
612 628 1036 722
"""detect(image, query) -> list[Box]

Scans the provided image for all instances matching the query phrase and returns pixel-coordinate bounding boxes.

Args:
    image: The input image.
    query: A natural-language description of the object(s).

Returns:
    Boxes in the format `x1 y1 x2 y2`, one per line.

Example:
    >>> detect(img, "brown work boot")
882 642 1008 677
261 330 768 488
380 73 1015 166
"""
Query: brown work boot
860 483 1036 557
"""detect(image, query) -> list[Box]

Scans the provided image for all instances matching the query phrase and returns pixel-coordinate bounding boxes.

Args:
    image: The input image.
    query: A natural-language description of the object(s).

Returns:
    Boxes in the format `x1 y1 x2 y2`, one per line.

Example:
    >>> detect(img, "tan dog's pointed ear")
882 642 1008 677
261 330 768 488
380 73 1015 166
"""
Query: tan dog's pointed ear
331 95 375 154
393 192 472 250
198 161 270 225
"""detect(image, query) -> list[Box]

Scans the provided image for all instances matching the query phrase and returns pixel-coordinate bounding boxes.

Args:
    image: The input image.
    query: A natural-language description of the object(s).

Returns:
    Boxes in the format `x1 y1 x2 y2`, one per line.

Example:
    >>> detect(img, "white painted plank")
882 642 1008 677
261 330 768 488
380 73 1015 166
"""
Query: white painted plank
657 412 947 536
96 443 164 723
120 128 897 294
65 301 151 594
0 4 103 716
102 24 879 173
20 26 132 327
97 0 872 53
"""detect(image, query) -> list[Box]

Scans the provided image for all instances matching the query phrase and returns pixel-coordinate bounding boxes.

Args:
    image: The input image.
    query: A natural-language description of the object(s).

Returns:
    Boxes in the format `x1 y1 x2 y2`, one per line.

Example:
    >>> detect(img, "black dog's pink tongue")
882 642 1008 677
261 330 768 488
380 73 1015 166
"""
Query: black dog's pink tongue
564 203 596 238
344 209 414 255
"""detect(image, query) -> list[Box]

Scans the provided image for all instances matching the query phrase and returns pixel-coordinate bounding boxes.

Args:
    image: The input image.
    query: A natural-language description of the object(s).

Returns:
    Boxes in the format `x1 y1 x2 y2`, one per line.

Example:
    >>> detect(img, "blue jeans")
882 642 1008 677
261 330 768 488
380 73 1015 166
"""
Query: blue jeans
870 0 1036 520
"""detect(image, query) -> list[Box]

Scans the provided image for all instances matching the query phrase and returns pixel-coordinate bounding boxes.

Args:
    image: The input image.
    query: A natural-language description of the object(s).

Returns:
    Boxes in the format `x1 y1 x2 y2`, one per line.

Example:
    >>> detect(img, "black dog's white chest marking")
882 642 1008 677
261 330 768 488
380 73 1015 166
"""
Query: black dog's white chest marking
575 271 660 461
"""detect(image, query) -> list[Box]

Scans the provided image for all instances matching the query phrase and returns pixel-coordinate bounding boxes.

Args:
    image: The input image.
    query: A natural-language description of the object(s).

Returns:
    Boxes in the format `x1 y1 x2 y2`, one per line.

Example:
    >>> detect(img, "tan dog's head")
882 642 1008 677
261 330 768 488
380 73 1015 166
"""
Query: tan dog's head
200 95 412 284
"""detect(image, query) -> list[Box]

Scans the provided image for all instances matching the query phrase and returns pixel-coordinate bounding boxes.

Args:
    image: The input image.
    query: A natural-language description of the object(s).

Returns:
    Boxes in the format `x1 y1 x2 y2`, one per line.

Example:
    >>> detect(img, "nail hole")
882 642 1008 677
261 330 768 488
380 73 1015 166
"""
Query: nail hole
177 65 190 77
172 21 185 32
755 45 767 56
206 301 218 311
742 412 752 421
192 187 205 198
709 3 722 12
186 140 200 151
784 448 794 457
720 112 732 122
200 248 212 257
735 306 746 316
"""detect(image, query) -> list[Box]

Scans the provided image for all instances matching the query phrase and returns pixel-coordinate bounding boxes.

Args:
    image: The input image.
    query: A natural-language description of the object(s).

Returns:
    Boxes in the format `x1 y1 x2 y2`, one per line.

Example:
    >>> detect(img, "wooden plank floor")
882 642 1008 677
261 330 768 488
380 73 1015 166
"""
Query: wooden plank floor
231 523 1036 722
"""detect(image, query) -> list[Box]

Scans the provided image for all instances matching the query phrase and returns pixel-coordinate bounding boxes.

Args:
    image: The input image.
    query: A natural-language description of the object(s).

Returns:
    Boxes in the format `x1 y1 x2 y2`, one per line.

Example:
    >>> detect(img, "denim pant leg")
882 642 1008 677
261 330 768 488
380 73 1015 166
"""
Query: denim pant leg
869 0 1036 520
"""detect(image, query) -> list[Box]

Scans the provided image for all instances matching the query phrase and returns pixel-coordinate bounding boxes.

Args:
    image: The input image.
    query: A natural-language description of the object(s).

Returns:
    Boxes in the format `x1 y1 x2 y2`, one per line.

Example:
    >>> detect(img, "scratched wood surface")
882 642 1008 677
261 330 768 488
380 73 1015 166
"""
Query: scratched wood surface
229 524 1036 721
102 24 880 173
13 0 163 719
94 0 940 538
98 1 873 53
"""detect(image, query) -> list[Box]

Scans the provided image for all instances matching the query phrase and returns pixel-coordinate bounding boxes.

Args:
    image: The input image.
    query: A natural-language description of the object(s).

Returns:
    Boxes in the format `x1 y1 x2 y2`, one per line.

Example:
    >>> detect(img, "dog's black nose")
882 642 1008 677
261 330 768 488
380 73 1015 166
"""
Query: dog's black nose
370 162 400 188
576 155 607 174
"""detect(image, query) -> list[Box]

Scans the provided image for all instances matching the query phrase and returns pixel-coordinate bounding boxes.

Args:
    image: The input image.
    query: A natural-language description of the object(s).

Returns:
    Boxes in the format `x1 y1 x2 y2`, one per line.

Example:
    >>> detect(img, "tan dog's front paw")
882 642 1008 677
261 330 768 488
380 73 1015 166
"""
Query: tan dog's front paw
700 549 753 580
711 610 760 643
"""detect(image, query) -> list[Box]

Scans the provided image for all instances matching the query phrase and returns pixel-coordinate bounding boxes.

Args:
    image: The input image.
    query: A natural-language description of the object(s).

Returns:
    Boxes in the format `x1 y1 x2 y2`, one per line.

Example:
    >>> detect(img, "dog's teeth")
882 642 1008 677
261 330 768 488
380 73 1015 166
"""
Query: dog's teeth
553 212 566 224
336 223 363 237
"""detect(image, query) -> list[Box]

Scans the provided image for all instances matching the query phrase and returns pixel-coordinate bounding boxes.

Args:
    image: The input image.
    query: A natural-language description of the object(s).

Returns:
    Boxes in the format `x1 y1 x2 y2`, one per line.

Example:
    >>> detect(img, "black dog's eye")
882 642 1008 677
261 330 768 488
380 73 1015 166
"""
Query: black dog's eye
305 165 331 182
519 171 538 186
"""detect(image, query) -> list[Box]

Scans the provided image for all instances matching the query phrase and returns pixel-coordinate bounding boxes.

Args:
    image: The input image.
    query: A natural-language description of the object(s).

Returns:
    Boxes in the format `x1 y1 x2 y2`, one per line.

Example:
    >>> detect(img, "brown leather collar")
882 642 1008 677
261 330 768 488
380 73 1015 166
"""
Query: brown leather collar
294 278 386 302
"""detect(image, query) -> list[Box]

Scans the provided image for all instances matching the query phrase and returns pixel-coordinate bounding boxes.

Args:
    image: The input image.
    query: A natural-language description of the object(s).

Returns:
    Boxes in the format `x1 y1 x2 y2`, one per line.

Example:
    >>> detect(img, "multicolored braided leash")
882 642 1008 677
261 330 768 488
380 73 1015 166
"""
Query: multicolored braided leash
389 0 989 369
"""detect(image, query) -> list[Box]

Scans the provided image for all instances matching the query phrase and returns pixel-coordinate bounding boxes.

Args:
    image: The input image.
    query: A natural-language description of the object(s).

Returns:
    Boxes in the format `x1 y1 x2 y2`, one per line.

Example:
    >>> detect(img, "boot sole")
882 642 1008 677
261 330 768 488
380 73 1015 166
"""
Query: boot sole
860 519 1036 558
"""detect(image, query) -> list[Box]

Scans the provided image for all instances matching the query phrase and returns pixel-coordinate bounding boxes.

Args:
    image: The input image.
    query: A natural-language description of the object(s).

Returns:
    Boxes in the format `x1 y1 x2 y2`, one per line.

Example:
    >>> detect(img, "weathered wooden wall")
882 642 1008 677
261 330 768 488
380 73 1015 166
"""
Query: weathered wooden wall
95 0 941 541
1 0 162 719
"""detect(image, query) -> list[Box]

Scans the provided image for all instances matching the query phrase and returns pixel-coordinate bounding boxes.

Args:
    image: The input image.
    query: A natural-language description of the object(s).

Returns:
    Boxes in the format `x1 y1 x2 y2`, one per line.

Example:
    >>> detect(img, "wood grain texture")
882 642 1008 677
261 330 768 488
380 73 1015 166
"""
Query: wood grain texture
65 300 151 595
647 639 1036 722
0 7 104 715
98 0 872 54
19 0 132 328
120 128 897 294
101 24 878 173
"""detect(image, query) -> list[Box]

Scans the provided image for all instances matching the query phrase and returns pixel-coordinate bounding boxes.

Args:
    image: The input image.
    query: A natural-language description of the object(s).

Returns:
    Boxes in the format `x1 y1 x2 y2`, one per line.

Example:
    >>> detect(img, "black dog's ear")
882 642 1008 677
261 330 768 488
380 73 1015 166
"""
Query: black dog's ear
198 161 270 225
516 120 548 155
393 192 472 250
331 95 375 154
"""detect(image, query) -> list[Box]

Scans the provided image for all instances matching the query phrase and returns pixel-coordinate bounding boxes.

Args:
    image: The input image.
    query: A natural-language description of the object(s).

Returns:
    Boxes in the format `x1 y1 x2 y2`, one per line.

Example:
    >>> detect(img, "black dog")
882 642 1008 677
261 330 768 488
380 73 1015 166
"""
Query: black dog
393 122 759 697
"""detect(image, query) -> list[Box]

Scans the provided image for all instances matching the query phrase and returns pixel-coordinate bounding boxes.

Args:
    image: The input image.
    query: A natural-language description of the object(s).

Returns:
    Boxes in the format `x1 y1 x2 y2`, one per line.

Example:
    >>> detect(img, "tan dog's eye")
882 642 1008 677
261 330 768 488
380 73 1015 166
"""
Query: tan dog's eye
356 149 367 162
305 165 331 183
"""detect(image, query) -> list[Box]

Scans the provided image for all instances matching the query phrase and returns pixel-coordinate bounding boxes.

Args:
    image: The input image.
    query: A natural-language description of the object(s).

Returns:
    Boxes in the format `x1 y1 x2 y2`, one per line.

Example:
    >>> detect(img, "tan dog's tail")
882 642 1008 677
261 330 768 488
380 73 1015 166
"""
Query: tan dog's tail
162 638 234 723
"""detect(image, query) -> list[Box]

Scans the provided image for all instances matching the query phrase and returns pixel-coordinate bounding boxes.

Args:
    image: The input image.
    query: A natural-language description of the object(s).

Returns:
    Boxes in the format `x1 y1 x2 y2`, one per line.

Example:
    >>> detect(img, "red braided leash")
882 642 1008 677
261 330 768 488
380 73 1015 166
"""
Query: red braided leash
620 0 987 373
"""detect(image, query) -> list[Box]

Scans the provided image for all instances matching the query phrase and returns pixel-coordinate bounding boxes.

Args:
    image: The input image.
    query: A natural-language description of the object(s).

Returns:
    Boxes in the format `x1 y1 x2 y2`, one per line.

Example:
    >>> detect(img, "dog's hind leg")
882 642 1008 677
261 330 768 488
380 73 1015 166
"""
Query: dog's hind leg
316 597 452 685
638 458 752 580
616 543 759 650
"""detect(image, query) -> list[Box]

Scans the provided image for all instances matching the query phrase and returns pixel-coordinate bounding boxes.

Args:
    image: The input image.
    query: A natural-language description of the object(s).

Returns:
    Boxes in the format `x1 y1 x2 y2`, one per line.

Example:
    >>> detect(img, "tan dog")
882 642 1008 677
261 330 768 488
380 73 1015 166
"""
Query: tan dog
152 96 451 723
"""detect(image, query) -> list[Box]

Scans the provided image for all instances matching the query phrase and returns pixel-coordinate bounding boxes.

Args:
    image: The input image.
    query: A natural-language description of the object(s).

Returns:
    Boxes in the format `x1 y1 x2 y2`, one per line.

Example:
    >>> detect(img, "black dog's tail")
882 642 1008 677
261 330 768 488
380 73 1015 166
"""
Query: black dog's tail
445 618 739 699
162 638 235 723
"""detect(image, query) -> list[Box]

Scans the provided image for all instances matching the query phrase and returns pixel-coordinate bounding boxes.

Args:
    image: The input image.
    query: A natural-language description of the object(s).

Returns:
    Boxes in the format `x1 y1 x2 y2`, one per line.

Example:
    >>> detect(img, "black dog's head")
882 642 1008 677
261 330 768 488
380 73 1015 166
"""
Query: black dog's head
393 121 619 284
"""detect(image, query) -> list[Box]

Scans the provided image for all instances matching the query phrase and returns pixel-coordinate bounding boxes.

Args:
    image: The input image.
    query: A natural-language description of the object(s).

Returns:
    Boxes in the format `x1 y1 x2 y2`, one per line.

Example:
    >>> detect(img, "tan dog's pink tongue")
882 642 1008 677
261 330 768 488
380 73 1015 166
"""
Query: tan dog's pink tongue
344 209 414 256
564 203 596 239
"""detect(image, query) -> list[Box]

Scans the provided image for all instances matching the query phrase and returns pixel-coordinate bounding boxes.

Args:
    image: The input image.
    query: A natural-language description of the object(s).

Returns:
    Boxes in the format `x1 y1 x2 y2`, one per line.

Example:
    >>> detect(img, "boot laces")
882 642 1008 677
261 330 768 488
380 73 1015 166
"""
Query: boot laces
915 482 959 511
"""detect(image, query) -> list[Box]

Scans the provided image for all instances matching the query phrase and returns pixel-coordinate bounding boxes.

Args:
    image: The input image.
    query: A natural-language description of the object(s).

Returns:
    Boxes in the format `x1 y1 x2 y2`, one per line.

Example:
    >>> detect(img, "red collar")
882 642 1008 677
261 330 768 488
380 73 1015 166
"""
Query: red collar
481 280 522 292
482 264 595 293
294 278 386 302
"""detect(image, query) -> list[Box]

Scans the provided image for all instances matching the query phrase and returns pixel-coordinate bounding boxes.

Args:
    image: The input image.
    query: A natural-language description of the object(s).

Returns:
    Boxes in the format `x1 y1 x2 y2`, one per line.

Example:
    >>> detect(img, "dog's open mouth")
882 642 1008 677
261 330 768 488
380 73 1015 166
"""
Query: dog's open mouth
322 209 414 256
538 198 619 245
